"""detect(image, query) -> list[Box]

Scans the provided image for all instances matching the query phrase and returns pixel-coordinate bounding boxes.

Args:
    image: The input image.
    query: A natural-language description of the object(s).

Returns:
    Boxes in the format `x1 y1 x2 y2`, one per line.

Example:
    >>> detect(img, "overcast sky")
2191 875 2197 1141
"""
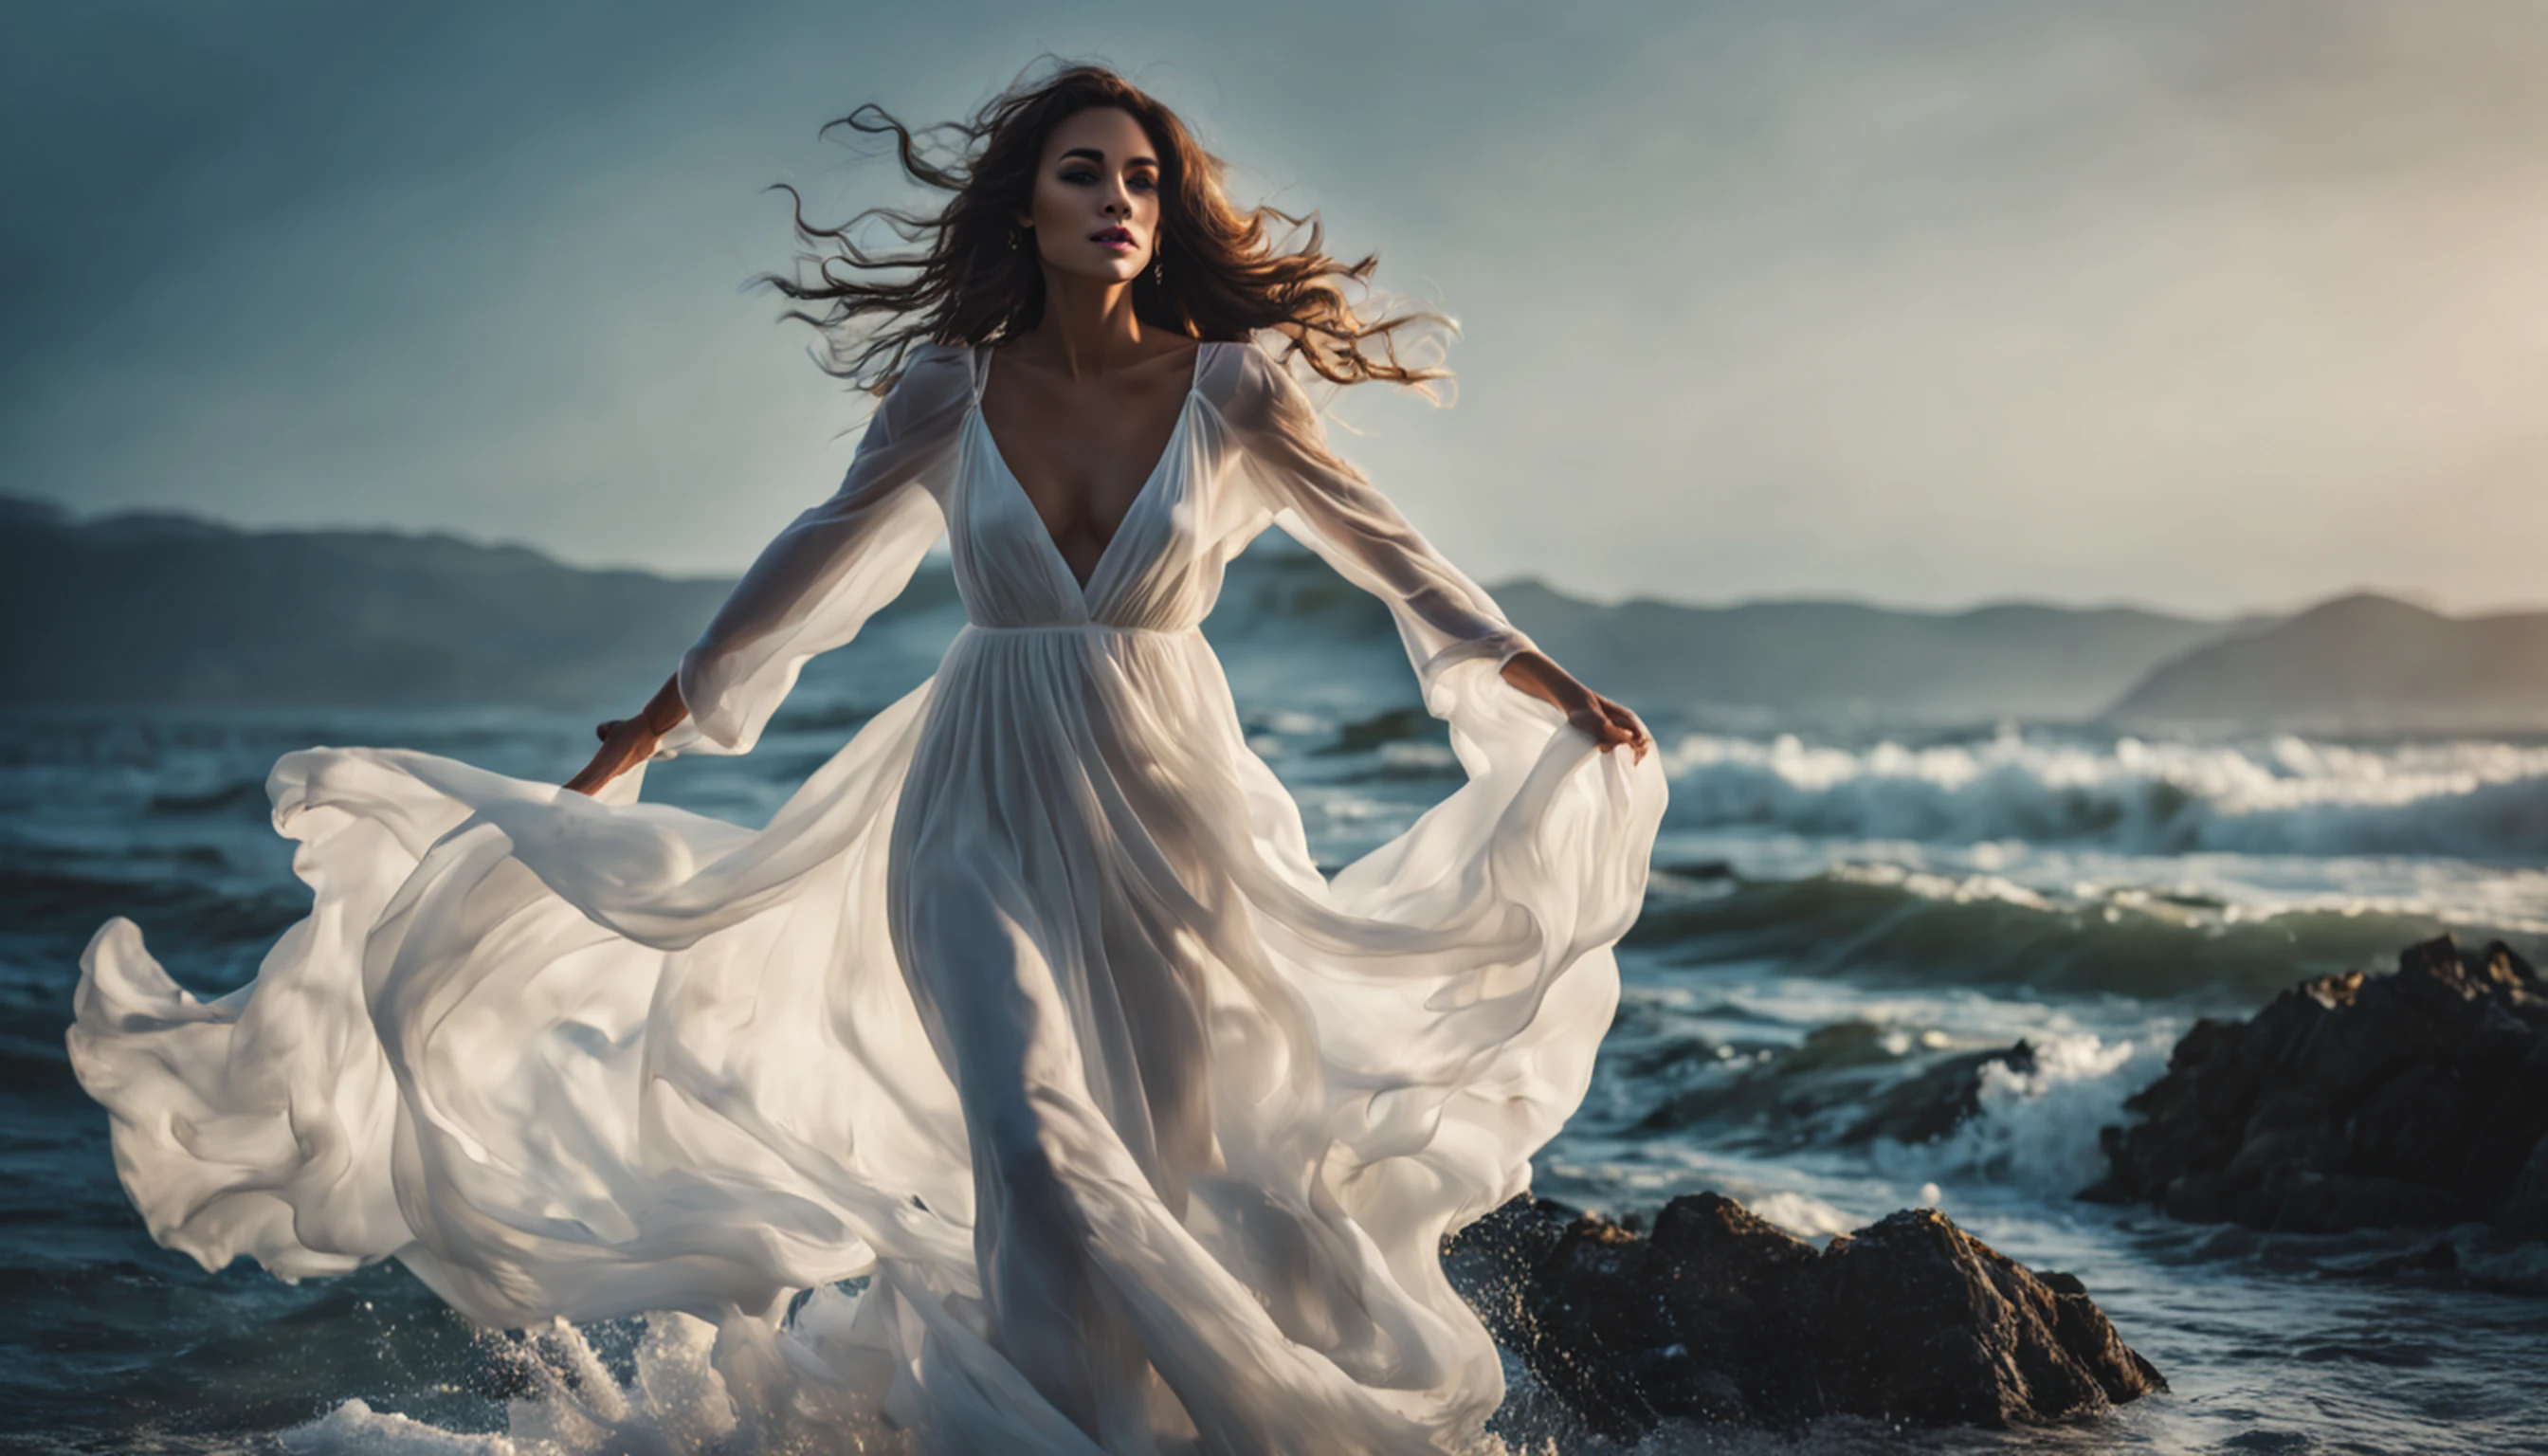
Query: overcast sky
7 1 2544 616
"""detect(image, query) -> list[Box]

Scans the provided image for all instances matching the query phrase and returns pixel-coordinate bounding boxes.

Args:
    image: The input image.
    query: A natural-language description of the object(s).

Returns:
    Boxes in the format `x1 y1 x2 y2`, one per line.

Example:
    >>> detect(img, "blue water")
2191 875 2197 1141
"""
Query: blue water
5 636 2545 1453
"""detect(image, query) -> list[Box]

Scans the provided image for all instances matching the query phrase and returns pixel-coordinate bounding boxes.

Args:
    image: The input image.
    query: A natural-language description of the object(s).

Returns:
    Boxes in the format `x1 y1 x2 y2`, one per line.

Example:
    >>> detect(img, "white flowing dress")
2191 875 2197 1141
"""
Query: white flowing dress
68 337 1667 1455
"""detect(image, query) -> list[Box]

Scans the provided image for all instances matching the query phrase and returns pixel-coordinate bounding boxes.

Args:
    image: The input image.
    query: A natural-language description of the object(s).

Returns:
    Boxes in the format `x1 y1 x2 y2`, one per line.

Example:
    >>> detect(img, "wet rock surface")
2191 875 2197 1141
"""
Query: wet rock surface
2084 936 2548 1238
1444 1192 2164 1442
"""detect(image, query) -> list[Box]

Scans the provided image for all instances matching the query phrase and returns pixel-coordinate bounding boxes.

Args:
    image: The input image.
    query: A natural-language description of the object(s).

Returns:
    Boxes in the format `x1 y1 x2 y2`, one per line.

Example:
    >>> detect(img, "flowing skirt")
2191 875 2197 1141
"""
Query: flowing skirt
69 622 1665 1454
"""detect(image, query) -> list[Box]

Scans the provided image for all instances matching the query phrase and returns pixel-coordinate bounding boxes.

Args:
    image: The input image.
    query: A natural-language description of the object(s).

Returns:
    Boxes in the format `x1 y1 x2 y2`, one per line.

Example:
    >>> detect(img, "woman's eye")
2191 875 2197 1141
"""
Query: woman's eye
1061 169 1096 184
1130 174 1157 191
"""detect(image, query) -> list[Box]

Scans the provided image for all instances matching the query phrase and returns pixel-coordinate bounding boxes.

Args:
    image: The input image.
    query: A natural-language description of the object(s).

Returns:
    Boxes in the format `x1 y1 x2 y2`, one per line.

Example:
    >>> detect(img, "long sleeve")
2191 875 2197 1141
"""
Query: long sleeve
667 342 971 755
1216 340 1538 707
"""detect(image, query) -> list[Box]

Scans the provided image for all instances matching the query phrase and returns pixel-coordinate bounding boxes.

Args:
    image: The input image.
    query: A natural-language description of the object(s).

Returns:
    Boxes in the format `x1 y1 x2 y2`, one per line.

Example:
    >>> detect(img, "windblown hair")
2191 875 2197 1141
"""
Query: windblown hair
755 58 1454 398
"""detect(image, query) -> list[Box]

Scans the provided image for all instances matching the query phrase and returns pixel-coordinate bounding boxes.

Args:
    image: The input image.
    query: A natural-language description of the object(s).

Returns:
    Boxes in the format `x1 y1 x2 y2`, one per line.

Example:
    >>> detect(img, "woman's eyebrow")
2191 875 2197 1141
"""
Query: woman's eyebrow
1058 146 1159 168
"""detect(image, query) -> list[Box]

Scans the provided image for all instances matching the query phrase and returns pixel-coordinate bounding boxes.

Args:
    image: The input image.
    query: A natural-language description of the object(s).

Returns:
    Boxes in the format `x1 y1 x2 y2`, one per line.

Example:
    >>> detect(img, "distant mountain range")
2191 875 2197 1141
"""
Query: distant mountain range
2105 592 2548 731
7 499 2543 728
0 498 734 711
1486 580 2247 722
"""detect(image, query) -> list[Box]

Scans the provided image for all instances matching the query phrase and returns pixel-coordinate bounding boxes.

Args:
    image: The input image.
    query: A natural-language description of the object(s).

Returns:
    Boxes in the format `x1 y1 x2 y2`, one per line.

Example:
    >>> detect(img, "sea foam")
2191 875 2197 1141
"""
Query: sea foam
279 1297 906 1455
1869 1030 2164 1195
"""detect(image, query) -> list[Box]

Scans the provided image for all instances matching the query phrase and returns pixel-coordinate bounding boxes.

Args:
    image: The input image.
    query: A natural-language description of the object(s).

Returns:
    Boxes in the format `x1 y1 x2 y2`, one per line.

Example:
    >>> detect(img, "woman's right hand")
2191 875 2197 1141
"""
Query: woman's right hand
563 671 692 797
563 717 663 797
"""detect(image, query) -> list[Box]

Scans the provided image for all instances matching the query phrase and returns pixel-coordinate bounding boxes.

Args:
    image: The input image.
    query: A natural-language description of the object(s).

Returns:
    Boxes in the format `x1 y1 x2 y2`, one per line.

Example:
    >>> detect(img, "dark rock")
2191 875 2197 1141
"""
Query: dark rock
1439 1195 1578 1355
1445 1192 2163 1441
2508 1139 2548 1238
1523 1214 1734 1438
2084 936 2548 1237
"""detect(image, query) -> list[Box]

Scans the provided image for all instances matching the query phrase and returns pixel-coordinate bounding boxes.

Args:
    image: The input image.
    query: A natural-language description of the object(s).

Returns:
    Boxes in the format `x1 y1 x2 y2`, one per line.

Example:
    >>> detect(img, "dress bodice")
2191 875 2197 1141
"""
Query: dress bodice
665 331 1541 757
951 340 1235 634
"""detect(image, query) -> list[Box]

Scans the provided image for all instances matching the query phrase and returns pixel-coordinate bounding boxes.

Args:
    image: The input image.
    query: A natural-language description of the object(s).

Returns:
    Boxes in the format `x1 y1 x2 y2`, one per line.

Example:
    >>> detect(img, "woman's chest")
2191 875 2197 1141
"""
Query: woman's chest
977 373 1192 547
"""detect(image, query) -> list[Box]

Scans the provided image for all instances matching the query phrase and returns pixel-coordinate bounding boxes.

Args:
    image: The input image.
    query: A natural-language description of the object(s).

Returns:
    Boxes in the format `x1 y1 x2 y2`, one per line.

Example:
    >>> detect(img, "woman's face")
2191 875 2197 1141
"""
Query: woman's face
1017 106 1161 286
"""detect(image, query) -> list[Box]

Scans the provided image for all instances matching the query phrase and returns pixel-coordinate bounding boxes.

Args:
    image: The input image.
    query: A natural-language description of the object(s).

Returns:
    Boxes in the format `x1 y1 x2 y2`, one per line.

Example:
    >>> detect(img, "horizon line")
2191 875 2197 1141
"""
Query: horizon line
11 491 2545 627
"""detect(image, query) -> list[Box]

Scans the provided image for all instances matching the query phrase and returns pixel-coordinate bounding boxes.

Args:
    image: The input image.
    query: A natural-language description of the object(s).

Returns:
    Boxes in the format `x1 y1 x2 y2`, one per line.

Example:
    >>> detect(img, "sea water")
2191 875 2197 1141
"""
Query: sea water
4 641 2543 1453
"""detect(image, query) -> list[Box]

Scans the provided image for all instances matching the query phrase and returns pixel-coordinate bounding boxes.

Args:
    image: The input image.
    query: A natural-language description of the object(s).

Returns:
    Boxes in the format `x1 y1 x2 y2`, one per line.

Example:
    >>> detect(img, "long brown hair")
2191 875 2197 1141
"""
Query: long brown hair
755 57 1453 398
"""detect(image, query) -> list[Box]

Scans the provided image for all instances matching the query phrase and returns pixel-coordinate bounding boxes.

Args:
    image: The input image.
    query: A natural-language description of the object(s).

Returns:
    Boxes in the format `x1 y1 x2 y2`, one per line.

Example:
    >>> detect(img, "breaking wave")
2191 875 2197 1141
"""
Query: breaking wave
1660 729 2548 858
1626 862 2498 1005
1870 1030 2159 1195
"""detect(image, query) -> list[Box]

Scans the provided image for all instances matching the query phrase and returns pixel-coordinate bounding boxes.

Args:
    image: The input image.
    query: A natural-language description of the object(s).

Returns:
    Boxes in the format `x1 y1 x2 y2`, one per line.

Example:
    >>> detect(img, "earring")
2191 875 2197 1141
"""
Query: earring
1152 247 1165 286
1009 227 1022 250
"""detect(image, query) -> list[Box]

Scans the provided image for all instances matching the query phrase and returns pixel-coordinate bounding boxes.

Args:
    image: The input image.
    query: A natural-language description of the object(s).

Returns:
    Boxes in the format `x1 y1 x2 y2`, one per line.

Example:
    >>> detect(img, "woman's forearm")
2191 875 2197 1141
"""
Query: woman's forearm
1499 648 1588 710
638 672 690 737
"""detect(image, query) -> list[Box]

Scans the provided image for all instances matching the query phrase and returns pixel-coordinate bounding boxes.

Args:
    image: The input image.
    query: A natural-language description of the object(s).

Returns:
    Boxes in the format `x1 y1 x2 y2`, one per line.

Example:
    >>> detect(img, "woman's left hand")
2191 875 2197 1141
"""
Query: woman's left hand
1565 691 1652 763
1499 649 1652 763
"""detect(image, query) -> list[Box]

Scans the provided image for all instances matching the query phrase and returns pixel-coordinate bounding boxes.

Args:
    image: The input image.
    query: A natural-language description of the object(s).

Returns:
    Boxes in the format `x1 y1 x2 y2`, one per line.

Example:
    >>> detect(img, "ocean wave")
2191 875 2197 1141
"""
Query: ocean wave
1868 1030 2159 1195
1627 863 2492 1005
1659 729 2548 857
0 863 302 948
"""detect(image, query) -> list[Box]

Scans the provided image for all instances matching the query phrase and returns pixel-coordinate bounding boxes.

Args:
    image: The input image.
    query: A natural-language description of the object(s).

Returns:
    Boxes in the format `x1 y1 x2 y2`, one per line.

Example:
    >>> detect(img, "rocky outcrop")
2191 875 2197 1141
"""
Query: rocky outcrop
1444 1193 2163 1442
2083 936 2548 1238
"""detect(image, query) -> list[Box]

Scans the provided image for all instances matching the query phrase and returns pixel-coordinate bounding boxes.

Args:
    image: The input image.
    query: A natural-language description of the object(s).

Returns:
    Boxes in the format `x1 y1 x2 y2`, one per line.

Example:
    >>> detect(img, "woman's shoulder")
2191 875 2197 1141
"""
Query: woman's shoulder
1201 334 1316 434
864 341 980 442
883 339 981 401
896 338 978 381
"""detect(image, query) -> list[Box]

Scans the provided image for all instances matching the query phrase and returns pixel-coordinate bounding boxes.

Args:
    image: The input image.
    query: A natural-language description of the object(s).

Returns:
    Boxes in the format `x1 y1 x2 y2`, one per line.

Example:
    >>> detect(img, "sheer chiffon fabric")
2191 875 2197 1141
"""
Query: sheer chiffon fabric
69 338 1667 1454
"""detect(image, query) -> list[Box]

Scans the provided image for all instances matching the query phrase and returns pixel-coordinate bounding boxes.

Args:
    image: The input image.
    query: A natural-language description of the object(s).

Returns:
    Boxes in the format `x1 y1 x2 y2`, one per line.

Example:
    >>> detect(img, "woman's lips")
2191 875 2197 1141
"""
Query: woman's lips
1091 228 1134 249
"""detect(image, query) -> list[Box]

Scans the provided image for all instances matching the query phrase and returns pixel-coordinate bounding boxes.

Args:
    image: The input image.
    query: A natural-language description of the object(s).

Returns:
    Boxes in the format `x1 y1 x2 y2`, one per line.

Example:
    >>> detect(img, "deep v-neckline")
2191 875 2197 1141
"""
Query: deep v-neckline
972 340 1207 601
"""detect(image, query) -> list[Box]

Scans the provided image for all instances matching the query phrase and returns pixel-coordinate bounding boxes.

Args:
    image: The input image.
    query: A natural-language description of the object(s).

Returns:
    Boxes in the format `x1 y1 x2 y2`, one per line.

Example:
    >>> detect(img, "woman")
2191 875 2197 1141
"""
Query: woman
69 62 1666 1455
